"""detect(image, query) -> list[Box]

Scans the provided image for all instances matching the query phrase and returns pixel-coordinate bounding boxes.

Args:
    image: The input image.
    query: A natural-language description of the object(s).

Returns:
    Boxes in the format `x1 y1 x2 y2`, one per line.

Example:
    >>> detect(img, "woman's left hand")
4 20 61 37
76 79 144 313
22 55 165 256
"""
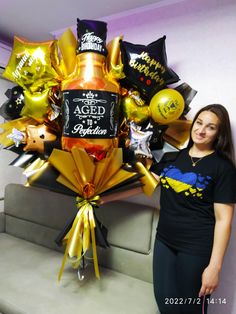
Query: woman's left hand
198 265 220 297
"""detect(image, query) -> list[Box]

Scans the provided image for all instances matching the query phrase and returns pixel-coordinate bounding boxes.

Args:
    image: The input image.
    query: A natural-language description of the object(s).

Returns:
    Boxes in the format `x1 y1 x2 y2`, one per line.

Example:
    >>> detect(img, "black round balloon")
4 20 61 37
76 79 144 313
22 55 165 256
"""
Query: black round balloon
0 86 25 120
120 36 180 101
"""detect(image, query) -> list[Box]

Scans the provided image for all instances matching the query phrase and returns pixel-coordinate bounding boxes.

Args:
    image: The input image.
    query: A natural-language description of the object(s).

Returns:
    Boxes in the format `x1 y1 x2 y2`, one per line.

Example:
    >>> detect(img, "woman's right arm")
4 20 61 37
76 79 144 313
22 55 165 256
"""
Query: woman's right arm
151 172 160 182
100 172 160 205
100 186 144 205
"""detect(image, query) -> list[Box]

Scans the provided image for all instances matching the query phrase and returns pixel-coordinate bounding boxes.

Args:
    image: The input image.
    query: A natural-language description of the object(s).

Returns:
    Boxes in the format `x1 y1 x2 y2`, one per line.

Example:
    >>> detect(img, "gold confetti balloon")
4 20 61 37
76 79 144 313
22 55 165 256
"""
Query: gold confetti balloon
2 36 58 92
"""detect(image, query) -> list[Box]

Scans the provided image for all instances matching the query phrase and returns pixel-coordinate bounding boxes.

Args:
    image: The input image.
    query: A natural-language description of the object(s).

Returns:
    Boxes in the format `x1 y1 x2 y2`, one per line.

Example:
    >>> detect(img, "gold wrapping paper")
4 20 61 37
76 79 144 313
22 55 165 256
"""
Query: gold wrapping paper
164 119 192 149
48 146 139 280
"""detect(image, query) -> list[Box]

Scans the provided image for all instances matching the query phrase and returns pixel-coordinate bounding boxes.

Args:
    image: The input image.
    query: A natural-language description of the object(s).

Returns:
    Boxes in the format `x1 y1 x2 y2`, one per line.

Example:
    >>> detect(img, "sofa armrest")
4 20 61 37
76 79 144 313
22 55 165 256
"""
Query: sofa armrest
0 212 5 232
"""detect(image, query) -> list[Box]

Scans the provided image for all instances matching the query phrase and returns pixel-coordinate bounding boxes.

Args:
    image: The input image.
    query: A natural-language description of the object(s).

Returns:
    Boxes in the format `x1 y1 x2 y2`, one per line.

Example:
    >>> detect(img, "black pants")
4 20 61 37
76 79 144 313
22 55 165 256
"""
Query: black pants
153 239 211 314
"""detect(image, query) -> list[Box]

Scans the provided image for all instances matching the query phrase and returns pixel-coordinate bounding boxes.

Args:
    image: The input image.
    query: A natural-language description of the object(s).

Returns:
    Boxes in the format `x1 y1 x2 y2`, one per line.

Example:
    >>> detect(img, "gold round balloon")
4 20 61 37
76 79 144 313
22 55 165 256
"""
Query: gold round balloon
149 89 185 124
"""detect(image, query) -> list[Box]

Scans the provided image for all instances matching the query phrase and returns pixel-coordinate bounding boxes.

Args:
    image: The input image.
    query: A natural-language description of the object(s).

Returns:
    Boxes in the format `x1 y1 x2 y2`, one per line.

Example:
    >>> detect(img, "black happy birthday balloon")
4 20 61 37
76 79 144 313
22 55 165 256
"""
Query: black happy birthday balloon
120 36 180 100
0 85 25 120
77 19 108 56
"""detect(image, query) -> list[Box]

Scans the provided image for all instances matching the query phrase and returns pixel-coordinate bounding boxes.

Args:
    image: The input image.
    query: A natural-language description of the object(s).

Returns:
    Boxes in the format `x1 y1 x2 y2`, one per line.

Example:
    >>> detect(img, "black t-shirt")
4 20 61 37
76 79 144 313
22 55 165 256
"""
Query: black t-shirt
151 148 236 256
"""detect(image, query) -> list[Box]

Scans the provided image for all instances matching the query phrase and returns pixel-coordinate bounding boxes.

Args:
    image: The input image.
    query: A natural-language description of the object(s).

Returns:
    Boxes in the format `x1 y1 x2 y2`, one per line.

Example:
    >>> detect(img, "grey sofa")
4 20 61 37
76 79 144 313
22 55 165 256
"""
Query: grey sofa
0 183 160 314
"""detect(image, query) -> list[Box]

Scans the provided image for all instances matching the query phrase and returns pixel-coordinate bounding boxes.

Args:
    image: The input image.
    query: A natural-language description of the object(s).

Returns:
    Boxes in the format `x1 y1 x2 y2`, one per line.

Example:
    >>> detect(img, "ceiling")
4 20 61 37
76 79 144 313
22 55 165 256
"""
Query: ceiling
0 0 165 45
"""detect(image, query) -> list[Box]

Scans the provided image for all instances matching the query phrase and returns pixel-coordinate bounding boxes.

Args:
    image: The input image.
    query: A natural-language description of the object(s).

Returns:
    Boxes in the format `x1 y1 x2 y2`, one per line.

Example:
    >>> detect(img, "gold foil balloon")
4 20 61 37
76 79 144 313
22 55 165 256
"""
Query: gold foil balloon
2 36 58 91
21 89 50 121
149 89 184 124
61 19 120 160
106 35 125 80
122 90 150 125
57 28 77 77
23 124 57 153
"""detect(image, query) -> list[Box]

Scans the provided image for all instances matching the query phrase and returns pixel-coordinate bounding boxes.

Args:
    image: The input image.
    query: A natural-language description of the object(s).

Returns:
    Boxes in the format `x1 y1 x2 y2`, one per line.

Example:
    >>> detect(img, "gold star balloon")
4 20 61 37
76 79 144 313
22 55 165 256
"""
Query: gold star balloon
21 89 50 122
23 124 57 154
121 90 150 125
2 36 59 92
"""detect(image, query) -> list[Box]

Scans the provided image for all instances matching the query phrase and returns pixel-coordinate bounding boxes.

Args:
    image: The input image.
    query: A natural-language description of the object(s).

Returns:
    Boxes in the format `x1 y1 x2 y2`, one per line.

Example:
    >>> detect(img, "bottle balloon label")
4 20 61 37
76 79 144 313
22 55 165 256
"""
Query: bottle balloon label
62 89 119 138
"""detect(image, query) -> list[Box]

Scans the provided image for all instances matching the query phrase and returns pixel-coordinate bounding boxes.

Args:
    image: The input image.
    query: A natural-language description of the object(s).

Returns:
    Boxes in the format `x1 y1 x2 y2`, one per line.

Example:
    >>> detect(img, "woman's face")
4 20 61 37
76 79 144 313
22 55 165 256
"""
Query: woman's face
191 110 220 149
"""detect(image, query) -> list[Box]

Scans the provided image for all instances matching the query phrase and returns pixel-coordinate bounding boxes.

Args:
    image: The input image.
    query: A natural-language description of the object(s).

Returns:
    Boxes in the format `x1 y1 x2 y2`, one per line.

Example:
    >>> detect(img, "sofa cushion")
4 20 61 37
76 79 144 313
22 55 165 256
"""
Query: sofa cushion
4 184 77 231
96 201 155 254
0 233 158 314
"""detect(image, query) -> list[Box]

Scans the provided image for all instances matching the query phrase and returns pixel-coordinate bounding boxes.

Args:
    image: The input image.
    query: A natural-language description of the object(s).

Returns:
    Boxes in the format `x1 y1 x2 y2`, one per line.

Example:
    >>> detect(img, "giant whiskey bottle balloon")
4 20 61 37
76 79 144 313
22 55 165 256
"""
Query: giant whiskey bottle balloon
61 19 120 158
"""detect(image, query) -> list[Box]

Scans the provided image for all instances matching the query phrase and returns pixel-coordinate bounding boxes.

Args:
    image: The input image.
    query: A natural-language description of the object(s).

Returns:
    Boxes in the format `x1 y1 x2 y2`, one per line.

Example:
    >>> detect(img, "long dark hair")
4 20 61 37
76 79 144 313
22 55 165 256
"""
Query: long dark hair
187 104 235 166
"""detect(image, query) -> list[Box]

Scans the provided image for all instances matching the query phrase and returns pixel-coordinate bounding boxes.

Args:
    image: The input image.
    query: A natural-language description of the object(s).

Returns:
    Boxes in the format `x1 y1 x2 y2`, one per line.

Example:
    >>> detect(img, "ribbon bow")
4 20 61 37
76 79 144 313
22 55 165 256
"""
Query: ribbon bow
58 195 101 281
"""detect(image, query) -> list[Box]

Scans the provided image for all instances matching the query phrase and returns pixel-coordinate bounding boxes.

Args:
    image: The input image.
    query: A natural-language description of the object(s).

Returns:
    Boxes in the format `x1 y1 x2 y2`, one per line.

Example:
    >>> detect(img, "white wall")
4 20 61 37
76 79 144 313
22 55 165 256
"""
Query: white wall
0 44 27 210
0 42 12 68
104 0 236 313
0 0 236 311
0 76 26 210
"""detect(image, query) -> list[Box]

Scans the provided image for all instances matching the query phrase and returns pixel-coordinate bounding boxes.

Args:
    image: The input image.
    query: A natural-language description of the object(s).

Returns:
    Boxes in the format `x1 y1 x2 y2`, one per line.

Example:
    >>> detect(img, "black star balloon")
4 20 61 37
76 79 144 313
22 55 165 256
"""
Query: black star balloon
144 120 168 150
120 36 180 101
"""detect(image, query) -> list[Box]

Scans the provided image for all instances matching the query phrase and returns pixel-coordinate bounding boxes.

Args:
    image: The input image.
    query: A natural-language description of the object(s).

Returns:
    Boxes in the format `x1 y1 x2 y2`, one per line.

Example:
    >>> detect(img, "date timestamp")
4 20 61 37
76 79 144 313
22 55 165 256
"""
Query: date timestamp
165 297 227 305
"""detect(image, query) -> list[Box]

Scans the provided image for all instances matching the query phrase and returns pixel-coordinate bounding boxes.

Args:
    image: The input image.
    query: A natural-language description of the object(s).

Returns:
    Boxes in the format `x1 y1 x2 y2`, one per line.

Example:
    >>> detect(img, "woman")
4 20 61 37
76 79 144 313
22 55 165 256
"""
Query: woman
151 104 236 314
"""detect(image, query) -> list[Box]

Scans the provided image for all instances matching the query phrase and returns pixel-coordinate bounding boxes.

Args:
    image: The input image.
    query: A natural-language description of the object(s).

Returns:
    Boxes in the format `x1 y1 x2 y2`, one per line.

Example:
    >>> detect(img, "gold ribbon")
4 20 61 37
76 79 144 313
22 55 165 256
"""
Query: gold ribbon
58 195 100 282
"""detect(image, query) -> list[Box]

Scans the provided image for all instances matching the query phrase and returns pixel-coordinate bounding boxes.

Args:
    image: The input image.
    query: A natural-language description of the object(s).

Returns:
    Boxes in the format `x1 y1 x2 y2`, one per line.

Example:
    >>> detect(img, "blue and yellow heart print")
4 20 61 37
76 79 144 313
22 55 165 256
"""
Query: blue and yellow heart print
160 166 212 198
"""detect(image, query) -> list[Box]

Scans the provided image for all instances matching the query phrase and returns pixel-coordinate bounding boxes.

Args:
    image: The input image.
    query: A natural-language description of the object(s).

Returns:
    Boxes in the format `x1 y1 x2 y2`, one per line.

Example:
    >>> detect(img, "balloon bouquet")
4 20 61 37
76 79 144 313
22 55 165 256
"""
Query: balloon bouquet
0 19 197 281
